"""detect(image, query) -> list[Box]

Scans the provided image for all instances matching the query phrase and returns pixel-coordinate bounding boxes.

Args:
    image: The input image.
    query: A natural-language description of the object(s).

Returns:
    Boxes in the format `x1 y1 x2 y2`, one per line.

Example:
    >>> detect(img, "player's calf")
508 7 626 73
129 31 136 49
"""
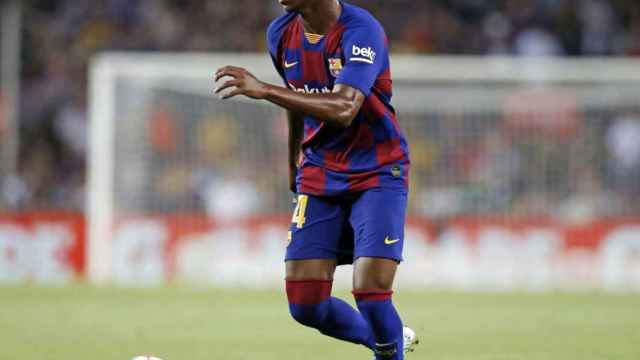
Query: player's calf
354 289 404 359
286 279 376 348
286 279 332 328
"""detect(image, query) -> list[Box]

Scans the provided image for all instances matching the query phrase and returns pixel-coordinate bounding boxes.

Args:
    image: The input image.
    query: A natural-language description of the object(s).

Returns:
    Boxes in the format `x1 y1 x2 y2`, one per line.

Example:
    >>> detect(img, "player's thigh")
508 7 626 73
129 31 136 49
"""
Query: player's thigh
350 188 407 263
349 188 407 290
285 194 347 279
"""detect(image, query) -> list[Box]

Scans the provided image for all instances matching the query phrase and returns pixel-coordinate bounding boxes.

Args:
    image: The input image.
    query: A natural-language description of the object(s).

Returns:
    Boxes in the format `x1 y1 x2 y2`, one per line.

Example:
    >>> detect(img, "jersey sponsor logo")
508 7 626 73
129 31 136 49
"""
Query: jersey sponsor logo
384 236 400 245
284 60 299 69
289 83 331 94
350 45 376 64
328 58 343 77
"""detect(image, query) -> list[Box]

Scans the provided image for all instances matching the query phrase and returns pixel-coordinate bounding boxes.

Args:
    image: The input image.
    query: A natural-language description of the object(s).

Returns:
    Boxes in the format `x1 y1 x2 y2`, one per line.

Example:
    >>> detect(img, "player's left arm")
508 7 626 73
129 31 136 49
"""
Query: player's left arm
214 68 364 128
287 110 304 193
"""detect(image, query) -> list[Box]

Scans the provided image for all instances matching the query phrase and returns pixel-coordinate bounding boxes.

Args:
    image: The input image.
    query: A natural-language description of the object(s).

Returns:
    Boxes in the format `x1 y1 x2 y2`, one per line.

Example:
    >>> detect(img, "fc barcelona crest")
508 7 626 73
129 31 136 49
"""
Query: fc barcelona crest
328 58 343 77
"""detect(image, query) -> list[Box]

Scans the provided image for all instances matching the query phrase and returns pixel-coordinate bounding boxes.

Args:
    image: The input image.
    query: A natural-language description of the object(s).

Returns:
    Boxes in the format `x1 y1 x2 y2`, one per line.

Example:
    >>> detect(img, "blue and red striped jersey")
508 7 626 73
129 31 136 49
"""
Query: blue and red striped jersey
267 1 410 196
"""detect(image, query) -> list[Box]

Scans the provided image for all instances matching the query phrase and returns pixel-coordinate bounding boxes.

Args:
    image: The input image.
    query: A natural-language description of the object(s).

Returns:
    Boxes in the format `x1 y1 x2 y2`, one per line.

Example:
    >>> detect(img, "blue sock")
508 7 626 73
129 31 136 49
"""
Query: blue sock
354 290 404 360
287 280 375 349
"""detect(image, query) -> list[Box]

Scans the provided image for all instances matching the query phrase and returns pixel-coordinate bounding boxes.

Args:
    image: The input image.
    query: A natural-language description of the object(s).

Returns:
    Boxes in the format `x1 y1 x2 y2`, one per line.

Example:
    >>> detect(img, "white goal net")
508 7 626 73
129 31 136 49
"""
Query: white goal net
89 54 640 290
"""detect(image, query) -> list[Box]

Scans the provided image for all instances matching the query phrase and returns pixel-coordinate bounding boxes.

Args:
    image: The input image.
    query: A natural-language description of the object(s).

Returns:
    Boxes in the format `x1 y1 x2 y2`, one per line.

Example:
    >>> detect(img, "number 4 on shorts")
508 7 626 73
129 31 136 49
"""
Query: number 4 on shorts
291 195 309 229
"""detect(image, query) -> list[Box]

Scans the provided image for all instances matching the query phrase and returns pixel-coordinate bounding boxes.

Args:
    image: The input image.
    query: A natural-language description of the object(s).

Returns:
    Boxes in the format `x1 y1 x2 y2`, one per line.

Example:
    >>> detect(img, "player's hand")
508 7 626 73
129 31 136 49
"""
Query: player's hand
214 66 268 100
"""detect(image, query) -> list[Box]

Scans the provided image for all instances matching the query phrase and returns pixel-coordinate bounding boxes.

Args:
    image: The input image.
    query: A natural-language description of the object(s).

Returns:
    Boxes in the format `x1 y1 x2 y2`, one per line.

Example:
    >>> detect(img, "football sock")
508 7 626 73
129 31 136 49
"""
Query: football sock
354 289 403 359
286 279 375 349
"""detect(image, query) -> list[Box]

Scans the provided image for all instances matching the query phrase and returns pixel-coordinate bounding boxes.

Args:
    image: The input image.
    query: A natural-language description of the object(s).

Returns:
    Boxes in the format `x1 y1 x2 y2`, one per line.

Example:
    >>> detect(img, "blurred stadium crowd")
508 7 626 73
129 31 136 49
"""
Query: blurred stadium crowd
1 0 640 220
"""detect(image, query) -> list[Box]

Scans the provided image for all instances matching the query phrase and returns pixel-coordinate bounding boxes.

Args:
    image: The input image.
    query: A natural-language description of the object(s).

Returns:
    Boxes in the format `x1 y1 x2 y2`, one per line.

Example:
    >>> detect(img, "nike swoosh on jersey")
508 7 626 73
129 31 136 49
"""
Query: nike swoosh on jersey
384 236 400 245
284 61 299 69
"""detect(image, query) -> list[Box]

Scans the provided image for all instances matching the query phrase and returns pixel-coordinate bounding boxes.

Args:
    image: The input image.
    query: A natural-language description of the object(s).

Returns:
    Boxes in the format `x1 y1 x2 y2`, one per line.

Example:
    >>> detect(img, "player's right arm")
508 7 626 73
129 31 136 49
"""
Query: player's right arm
288 110 304 193
214 69 364 128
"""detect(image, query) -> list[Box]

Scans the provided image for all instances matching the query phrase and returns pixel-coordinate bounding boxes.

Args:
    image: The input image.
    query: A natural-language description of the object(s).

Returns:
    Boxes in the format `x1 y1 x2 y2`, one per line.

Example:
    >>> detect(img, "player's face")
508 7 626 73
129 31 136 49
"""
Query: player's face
278 0 312 12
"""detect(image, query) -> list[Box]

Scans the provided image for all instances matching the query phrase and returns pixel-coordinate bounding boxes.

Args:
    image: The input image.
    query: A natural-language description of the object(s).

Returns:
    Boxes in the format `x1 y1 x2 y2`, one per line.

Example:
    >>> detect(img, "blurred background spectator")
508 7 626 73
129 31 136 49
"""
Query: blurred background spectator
2 0 640 218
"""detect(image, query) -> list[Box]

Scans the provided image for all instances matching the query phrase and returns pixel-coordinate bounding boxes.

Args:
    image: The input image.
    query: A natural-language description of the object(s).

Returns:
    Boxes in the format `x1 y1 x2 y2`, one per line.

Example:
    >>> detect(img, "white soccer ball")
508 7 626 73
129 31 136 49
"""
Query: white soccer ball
132 356 163 360
403 326 416 342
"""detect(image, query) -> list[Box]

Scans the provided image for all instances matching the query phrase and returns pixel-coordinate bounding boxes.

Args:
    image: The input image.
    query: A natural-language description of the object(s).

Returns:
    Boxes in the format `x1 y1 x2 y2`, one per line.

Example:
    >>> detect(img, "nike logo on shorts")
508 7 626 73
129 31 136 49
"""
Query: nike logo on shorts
384 236 400 245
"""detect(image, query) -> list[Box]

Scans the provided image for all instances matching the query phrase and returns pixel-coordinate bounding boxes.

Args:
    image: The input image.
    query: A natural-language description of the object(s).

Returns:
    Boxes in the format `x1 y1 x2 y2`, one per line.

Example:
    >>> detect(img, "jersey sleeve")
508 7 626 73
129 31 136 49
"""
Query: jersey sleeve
335 20 386 97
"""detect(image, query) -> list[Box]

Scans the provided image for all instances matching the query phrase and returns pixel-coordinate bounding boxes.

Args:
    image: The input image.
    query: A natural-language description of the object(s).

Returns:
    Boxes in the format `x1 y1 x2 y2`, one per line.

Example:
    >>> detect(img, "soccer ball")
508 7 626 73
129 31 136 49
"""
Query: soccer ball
403 326 416 342
132 356 163 360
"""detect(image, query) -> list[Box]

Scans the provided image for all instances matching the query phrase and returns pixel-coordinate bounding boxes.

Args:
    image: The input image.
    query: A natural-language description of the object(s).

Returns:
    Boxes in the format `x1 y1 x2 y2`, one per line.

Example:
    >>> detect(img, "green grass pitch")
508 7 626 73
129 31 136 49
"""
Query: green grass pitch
0 285 638 360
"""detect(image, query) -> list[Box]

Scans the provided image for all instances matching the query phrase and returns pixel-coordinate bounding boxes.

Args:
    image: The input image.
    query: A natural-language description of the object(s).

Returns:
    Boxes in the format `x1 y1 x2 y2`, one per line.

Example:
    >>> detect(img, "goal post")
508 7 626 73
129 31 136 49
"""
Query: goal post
88 54 283 284
88 53 640 290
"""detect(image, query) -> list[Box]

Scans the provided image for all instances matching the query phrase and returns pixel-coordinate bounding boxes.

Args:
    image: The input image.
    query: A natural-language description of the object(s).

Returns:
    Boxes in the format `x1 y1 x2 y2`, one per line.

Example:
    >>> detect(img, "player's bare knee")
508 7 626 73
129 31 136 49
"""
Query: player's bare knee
352 257 398 291
353 276 394 291
285 259 337 281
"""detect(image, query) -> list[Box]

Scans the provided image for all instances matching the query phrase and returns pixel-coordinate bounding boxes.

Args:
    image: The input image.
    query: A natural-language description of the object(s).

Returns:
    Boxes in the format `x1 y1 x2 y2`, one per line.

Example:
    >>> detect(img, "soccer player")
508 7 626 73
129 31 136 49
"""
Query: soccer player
214 0 416 358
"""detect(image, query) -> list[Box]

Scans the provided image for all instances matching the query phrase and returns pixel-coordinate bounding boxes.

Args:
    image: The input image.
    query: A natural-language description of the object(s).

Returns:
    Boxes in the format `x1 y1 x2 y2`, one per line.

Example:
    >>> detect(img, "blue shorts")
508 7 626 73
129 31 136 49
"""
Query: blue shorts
286 188 407 265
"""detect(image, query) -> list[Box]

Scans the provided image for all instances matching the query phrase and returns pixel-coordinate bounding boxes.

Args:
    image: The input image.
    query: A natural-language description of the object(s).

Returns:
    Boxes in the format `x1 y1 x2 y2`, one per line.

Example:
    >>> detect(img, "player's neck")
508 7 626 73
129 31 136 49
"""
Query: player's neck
299 0 341 35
